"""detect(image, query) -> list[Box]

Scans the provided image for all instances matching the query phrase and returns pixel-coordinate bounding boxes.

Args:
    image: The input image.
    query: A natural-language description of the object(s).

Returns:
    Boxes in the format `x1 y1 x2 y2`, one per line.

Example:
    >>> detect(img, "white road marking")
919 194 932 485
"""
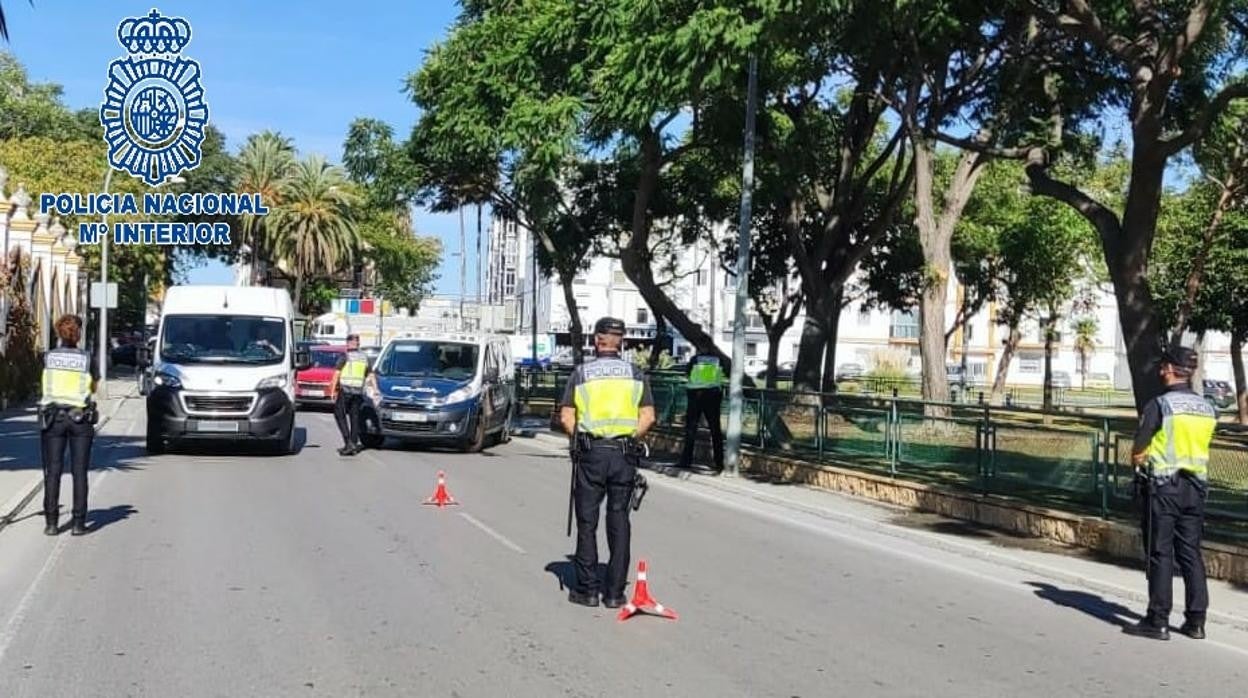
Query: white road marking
459 512 526 555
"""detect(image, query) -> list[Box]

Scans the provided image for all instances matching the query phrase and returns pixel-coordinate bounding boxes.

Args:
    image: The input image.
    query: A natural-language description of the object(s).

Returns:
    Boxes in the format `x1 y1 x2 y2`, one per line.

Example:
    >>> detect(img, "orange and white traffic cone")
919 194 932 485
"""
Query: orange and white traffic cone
423 471 458 507
618 559 677 621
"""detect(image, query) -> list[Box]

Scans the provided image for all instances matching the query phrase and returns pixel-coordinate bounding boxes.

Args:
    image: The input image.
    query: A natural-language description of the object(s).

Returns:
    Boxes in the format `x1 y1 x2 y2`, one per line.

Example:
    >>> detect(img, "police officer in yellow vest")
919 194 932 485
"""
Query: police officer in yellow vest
334 333 369 456
1125 346 1217 641
560 317 656 608
679 346 727 472
40 314 98 537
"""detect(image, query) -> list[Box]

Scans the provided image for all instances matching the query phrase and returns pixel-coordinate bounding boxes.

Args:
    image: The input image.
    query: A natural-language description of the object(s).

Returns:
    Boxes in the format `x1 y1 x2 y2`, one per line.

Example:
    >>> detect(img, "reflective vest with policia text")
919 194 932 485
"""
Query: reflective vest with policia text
339 351 368 391
573 357 644 438
687 355 724 390
40 348 93 409
1146 390 1217 482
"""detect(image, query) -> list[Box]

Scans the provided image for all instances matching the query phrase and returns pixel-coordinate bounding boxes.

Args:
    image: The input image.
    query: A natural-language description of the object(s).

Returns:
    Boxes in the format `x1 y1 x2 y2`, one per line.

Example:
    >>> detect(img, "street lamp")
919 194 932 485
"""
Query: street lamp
98 167 113 400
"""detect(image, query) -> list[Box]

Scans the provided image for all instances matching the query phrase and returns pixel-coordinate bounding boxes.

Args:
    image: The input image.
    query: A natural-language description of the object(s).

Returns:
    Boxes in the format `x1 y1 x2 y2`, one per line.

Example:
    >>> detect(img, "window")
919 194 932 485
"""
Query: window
696 269 708 286
1019 351 1043 374
963 323 974 342
858 306 871 326
745 312 765 330
573 274 589 285
636 307 650 324
745 342 758 357
890 310 919 339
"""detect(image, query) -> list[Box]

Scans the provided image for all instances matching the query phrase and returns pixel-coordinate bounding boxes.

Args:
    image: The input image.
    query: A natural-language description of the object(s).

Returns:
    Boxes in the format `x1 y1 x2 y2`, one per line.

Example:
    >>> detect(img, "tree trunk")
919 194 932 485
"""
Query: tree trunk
649 312 667 371
821 308 841 395
991 322 1021 405
1232 332 1247 425
793 286 841 393
560 271 583 367
1171 185 1234 345
1042 306 1057 413
765 329 783 390
292 275 304 317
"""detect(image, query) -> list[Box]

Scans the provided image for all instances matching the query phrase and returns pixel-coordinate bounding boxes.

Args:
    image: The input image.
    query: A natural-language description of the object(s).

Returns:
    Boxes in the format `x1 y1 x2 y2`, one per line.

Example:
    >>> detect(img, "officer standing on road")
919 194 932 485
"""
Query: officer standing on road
678 344 726 472
40 314 98 537
560 317 656 608
335 333 369 457
1125 345 1217 641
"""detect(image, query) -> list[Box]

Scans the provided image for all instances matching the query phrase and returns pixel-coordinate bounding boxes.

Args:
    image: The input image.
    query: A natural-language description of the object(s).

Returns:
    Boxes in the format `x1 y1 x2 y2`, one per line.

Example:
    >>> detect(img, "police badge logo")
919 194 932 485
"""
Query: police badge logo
99 9 209 187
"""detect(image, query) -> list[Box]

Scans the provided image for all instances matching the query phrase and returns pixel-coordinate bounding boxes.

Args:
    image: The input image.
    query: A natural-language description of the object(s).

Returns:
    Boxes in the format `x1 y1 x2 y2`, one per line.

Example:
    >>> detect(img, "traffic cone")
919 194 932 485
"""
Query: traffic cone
618 559 678 622
423 471 458 507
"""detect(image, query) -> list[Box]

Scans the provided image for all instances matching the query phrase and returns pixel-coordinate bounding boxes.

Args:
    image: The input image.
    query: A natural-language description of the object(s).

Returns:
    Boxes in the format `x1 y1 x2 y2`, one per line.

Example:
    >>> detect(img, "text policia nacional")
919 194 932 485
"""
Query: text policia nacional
40 193 270 246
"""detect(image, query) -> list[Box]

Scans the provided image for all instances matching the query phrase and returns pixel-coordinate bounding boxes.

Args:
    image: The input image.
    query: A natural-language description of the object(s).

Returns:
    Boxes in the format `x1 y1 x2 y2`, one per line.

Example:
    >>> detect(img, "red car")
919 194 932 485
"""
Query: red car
295 345 347 407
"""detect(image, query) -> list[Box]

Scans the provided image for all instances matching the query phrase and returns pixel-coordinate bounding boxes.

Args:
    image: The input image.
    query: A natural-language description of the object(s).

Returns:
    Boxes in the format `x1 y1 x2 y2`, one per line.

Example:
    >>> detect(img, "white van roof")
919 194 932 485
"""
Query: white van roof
162 286 293 318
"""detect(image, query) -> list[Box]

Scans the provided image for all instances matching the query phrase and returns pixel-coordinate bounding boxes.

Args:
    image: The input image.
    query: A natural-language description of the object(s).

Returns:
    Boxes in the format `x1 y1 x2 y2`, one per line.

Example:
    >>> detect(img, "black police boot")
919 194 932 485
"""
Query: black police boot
1179 618 1206 640
602 595 627 609
567 590 599 608
1123 618 1170 641
70 517 88 537
44 516 58 537
337 446 355 457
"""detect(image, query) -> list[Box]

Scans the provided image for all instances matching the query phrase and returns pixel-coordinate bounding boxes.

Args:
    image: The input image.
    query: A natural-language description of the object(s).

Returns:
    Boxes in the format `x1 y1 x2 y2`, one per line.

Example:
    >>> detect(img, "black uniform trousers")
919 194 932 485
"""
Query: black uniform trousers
1141 474 1209 624
573 441 637 598
679 388 724 471
42 413 93 523
334 390 363 448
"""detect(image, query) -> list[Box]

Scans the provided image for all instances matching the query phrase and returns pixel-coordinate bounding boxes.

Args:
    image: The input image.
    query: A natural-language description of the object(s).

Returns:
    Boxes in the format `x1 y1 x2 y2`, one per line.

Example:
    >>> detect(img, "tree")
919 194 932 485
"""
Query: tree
1071 315 1099 389
267 156 360 313
0 248 38 404
236 131 296 285
0 51 94 140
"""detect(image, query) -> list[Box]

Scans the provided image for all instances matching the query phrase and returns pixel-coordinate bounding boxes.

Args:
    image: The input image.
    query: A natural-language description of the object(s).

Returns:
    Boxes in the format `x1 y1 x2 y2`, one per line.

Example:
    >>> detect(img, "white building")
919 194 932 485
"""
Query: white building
486 214 1235 388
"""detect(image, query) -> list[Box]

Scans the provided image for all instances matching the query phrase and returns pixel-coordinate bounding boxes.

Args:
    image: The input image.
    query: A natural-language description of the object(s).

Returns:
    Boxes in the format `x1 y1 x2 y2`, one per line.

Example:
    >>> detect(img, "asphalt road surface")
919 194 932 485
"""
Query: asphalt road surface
0 398 1246 697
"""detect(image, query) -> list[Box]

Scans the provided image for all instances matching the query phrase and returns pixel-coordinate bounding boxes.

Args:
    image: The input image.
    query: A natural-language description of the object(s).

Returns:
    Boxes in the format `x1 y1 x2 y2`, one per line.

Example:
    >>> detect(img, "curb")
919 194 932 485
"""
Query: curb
0 383 138 536
521 432 1248 631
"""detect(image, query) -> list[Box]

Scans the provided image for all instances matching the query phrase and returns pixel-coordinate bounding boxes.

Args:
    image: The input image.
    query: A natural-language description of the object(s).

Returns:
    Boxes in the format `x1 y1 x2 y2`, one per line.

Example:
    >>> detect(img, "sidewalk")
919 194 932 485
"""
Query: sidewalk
0 378 138 531
527 429 1248 631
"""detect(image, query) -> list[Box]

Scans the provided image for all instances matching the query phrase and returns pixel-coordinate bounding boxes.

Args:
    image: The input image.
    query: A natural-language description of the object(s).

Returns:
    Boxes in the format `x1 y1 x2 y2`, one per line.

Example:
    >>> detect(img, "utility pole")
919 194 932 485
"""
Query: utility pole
531 232 538 366
476 203 483 329
458 205 467 331
724 53 759 477
98 167 113 400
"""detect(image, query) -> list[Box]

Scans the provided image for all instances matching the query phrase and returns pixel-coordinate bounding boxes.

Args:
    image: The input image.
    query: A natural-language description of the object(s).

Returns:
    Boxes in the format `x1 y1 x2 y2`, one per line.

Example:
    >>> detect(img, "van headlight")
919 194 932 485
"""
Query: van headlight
154 372 182 389
443 386 478 405
256 374 287 390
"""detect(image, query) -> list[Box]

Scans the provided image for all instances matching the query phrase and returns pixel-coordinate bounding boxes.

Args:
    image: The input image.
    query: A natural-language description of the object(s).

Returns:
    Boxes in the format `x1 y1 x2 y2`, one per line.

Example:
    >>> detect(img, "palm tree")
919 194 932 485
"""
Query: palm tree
268 155 360 312
0 1 33 43
236 131 296 285
1071 316 1099 390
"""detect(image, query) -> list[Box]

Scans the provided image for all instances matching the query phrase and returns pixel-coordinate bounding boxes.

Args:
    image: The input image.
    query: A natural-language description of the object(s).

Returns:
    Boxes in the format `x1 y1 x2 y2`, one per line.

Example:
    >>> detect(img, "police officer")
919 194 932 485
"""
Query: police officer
335 333 369 456
1125 346 1217 641
40 314 97 537
559 317 656 608
678 345 726 472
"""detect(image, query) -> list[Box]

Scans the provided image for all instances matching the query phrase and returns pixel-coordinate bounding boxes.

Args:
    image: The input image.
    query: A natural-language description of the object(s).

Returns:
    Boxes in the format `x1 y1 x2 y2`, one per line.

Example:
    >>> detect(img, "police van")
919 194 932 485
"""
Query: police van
358 332 514 452
142 286 310 455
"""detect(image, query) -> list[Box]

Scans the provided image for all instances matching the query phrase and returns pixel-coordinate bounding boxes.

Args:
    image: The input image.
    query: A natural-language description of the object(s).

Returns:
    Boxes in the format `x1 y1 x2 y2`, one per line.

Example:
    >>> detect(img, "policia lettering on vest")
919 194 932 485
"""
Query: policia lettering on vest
1124 346 1217 642
335 333 370 457
559 317 657 609
40 314 98 537
679 350 727 472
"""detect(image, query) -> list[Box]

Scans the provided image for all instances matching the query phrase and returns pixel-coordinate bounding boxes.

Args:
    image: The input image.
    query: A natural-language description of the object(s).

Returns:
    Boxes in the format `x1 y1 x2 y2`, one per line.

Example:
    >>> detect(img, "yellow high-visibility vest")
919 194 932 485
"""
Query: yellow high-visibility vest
1146 391 1217 481
574 358 644 438
687 355 724 390
339 351 368 389
40 348 92 409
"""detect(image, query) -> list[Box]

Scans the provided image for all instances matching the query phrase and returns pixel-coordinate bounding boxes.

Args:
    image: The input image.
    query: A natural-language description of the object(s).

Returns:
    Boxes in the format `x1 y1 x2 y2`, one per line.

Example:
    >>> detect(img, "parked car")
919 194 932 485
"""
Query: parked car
295 345 347 407
755 361 796 381
1204 379 1233 409
110 342 142 367
836 363 865 382
1085 372 1113 390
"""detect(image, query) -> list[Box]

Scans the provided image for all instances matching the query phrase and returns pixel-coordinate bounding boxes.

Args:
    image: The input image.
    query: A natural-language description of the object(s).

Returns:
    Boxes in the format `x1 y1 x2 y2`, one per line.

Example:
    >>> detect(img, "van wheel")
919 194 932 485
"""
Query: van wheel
494 410 513 446
360 411 385 449
461 416 486 453
146 417 166 455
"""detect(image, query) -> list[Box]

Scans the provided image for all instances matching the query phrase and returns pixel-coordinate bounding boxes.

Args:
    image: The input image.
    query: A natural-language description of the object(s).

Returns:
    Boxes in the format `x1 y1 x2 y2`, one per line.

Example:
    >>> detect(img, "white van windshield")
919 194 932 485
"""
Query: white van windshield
160 315 287 366
378 341 478 380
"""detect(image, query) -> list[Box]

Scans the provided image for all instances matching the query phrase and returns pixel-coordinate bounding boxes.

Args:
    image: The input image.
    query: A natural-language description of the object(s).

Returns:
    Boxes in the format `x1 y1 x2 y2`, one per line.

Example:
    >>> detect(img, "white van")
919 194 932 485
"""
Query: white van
142 286 310 455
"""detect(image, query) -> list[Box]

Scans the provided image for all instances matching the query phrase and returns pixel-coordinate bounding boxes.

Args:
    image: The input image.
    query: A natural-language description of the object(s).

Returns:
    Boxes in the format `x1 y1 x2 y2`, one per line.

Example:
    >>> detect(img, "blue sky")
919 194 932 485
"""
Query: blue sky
4 0 478 295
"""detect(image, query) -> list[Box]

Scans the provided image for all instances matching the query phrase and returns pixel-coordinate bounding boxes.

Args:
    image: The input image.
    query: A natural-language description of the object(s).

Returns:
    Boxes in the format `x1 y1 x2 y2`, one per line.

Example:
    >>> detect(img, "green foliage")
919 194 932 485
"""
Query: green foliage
0 52 96 141
0 249 40 403
359 211 441 312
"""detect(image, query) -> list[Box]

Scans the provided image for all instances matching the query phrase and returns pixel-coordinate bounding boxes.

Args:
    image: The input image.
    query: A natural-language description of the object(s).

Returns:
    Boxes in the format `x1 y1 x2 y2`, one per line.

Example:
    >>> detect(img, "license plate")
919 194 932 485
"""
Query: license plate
197 420 239 433
302 389 324 398
390 411 427 423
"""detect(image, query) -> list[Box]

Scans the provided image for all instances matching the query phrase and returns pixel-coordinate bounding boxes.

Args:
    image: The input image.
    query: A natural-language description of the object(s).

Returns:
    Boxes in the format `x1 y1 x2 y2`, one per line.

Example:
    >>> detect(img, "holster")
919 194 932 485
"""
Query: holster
629 473 648 512
39 406 57 431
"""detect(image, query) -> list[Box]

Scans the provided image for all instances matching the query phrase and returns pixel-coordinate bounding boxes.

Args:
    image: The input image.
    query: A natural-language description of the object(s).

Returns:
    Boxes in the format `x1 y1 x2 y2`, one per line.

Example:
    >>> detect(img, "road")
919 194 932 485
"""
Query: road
0 396 1246 697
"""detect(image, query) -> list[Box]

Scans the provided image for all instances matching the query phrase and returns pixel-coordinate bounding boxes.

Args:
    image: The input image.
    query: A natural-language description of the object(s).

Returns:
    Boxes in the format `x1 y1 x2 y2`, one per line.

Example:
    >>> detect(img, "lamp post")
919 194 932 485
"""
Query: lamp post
98 167 113 400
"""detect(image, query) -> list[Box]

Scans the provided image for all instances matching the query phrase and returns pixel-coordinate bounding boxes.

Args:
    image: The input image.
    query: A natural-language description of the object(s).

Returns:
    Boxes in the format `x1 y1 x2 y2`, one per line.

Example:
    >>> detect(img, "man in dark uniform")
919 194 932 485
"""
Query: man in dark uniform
335 333 369 456
1124 345 1217 641
40 314 98 536
560 317 656 608
678 345 726 472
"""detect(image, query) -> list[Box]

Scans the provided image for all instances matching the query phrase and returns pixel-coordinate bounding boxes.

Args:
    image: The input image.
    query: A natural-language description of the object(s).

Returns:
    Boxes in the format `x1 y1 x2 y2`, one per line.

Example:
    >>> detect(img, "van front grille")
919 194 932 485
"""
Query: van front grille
183 394 255 414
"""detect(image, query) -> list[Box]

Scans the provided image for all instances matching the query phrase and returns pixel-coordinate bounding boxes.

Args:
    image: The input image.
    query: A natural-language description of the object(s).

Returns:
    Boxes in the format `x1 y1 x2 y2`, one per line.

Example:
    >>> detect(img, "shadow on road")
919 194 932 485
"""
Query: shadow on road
544 555 609 593
1027 581 1142 629
81 504 138 534
166 427 311 457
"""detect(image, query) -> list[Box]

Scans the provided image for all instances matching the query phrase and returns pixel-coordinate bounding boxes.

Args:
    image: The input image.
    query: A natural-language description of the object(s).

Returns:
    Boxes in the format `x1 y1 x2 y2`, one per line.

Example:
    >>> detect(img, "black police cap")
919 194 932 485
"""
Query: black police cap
1161 345 1198 370
594 317 625 335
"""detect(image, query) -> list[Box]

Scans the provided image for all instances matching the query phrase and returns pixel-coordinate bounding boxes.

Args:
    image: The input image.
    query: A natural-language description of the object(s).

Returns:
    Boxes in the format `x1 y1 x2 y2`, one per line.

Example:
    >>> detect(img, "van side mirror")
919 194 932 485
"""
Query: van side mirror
294 348 311 371
136 345 151 368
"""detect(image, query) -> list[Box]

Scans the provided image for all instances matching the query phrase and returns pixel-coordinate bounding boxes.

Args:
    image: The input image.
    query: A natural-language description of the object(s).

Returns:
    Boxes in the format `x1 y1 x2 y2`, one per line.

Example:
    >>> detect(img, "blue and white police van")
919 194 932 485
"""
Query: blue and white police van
359 332 515 452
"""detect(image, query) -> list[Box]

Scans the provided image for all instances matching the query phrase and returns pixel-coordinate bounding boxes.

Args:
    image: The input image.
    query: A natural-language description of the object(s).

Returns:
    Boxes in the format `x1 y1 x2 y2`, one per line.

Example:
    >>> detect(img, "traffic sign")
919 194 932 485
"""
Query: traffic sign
90 282 118 309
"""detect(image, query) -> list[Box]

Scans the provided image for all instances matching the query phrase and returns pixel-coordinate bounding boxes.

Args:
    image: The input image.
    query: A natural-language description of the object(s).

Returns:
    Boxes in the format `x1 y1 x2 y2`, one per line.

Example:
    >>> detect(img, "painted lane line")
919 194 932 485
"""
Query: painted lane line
458 512 526 555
